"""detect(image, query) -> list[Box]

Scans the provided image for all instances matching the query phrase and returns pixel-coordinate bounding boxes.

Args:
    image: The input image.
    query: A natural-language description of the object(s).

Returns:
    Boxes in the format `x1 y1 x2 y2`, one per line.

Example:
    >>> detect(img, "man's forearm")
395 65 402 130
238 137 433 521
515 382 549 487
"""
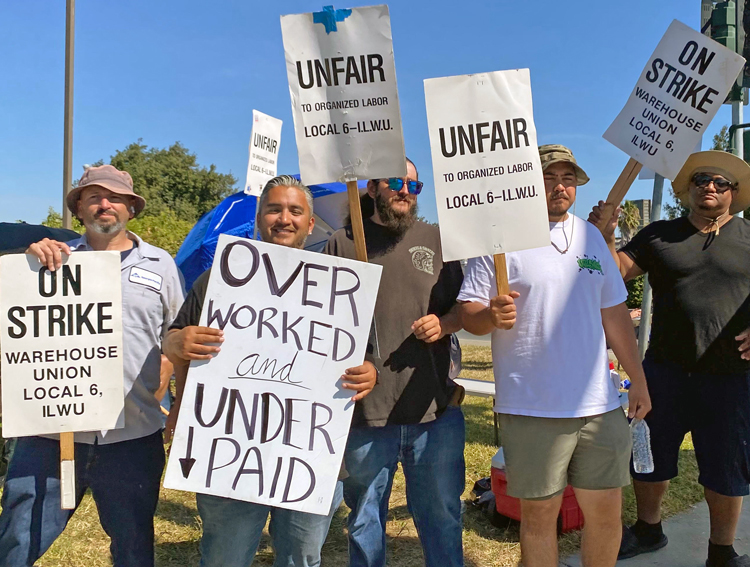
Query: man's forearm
439 304 463 337
163 328 187 366
460 302 495 336
602 303 647 385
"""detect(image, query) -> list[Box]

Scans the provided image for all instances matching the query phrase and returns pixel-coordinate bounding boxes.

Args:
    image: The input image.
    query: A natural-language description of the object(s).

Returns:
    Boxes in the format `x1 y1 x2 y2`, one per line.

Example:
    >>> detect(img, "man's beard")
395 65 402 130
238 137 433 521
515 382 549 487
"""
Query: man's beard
374 192 417 235
88 210 126 235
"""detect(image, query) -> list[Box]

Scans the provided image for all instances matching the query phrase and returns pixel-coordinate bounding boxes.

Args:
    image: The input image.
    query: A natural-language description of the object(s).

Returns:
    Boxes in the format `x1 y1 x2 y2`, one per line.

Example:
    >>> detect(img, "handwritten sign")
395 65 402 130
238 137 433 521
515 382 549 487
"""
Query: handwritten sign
244 110 283 197
164 235 382 514
424 69 550 261
280 4 406 184
0 252 124 437
604 20 745 179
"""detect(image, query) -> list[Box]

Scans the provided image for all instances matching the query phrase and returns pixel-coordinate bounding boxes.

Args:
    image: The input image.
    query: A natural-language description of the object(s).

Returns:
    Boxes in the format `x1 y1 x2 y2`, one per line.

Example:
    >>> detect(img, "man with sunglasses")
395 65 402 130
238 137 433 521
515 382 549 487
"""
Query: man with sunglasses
590 151 750 567
324 158 465 567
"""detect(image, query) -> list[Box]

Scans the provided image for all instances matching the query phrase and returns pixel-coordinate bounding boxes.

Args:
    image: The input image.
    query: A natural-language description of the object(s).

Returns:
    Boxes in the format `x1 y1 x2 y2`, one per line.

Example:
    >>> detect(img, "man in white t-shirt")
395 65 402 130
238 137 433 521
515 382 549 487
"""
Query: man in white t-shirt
459 145 651 567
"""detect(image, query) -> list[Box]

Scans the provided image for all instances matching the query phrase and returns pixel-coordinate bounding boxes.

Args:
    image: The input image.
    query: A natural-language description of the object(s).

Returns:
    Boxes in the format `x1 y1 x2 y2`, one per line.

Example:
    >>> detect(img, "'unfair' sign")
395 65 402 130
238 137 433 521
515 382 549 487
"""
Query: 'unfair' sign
0 252 124 438
425 69 551 262
604 20 745 179
244 110 283 197
281 5 406 185
164 235 382 515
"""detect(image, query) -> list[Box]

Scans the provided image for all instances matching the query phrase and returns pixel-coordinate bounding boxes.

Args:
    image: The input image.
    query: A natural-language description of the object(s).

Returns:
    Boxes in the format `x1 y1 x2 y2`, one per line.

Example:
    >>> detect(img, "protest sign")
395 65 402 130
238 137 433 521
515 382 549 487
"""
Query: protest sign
425 69 550 265
164 234 382 514
280 4 406 187
0 252 124 438
244 110 283 197
604 19 744 180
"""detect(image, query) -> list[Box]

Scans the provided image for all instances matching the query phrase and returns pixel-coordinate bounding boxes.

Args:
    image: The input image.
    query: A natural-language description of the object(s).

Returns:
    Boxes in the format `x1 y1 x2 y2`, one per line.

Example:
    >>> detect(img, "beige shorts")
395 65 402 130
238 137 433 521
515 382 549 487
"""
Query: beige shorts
498 408 632 500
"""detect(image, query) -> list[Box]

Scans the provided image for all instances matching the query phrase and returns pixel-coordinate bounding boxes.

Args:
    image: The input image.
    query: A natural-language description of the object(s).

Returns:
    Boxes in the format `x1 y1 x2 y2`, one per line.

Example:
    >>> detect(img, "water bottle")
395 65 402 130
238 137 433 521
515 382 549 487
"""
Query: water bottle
631 418 655 474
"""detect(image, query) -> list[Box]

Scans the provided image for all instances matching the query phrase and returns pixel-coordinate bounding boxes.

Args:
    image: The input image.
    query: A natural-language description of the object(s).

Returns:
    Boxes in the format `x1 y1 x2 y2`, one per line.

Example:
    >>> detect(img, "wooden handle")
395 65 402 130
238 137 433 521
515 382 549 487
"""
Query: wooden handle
493 254 510 296
346 180 368 263
60 432 74 460
60 432 76 509
595 158 643 231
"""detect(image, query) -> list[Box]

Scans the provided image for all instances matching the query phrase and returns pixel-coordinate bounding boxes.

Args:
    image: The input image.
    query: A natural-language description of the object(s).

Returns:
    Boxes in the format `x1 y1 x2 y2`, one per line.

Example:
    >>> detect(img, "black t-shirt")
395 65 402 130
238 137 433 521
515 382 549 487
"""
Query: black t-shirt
622 216 750 374
170 269 210 330
324 219 464 426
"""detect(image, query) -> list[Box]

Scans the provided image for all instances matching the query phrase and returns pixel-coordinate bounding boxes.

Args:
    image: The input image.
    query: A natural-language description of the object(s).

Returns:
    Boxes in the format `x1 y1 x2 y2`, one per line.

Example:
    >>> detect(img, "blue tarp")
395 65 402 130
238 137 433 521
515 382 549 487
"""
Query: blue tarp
175 177 365 290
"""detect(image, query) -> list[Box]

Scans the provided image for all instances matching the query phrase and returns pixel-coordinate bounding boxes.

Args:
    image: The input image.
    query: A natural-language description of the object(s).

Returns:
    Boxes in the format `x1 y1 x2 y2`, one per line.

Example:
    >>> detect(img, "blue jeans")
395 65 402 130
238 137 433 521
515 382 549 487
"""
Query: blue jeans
0 431 164 567
343 406 466 567
197 480 344 567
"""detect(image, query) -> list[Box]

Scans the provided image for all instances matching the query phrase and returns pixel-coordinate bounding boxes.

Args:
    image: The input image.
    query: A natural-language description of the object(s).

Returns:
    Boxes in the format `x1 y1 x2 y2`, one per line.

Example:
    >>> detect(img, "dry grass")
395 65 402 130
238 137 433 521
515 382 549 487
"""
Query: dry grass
12 345 703 566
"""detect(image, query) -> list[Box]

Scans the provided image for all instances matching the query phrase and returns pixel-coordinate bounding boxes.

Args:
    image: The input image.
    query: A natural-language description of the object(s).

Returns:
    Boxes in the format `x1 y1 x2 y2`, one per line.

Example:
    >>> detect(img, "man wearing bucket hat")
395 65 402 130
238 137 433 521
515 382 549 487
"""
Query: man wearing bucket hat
590 150 750 567
460 144 651 567
0 164 185 567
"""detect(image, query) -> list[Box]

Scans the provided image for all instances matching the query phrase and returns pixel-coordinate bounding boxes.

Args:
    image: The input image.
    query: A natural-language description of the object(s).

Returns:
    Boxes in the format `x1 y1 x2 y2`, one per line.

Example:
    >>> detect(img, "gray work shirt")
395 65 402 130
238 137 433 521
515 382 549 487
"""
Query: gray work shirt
63 232 185 444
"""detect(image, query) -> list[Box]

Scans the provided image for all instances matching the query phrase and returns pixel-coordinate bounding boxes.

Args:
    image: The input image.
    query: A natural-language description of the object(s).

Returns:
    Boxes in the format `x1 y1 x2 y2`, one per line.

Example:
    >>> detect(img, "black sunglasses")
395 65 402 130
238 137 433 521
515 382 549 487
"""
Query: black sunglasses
378 178 423 195
691 173 736 192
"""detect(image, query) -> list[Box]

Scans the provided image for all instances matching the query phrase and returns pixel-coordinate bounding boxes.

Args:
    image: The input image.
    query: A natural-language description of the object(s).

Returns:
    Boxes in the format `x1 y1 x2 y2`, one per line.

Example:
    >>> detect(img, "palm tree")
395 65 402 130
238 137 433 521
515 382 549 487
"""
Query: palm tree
619 201 641 245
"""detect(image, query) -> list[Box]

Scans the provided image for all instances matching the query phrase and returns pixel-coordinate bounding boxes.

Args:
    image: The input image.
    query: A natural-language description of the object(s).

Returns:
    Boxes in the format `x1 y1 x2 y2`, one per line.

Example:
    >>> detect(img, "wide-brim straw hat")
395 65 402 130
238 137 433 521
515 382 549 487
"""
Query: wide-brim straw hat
66 164 146 216
672 150 750 215
538 144 589 186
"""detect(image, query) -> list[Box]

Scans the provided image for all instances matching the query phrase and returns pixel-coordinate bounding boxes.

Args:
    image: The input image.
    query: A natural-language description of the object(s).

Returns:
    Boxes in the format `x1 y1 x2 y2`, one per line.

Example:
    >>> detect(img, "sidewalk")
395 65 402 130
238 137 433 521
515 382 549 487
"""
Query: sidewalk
561 497 750 567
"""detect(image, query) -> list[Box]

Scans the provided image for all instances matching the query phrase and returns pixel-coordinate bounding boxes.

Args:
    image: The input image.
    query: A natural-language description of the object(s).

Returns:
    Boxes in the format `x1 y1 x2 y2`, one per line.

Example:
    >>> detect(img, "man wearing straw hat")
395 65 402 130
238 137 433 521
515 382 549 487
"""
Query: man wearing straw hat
461 144 652 567
591 150 750 567
0 164 185 567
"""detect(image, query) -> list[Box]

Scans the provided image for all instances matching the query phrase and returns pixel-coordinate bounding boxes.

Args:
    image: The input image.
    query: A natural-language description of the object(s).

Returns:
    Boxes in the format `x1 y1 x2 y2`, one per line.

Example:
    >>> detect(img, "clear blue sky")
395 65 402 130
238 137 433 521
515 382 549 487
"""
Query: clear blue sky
0 0 727 225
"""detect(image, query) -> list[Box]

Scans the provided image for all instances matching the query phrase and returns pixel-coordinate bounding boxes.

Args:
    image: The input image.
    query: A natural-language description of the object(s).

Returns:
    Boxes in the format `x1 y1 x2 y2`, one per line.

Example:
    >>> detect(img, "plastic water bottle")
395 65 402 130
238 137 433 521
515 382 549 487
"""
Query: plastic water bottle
630 418 655 474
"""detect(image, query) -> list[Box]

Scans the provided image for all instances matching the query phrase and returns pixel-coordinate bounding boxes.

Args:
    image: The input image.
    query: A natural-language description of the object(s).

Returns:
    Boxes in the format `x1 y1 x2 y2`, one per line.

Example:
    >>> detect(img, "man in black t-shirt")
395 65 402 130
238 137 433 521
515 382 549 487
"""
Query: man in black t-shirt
591 151 750 567
162 175 378 567
324 158 465 567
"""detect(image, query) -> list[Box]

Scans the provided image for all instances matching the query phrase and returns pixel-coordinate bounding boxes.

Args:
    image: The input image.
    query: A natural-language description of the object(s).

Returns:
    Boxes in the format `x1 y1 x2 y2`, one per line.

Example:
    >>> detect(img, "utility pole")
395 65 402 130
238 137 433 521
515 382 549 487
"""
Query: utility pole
62 0 75 230
637 175 664 360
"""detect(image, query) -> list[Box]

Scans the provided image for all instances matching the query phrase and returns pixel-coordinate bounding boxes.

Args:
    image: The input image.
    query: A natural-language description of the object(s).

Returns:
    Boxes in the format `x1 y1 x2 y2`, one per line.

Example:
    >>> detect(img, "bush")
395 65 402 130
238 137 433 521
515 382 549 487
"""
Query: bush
127 211 194 257
626 275 644 309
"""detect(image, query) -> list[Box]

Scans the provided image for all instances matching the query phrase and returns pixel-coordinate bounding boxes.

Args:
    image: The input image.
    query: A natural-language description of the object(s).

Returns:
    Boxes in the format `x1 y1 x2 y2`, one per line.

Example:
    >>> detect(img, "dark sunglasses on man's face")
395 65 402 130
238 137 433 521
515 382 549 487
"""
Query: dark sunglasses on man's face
384 177 423 195
691 173 736 192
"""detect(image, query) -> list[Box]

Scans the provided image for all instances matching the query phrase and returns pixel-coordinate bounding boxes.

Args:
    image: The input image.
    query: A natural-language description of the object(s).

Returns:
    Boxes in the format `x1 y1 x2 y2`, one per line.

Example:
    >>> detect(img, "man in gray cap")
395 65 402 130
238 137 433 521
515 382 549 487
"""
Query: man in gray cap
460 145 651 567
0 165 185 567
591 150 750 567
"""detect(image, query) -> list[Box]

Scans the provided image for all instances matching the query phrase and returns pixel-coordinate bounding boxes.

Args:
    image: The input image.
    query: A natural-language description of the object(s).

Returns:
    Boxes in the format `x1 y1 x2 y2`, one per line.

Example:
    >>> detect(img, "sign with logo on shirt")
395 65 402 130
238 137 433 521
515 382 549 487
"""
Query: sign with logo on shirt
0 252 125 437
164 234 382 515
424 69 551 262
604 20 745 179
244 110 283 197
280 4 406 185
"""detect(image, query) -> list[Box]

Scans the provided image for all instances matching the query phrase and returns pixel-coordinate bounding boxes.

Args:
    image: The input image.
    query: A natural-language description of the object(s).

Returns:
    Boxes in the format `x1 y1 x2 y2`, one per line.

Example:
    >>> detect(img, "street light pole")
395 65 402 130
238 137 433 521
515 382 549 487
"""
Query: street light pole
62 0 75 230
637 174 664 360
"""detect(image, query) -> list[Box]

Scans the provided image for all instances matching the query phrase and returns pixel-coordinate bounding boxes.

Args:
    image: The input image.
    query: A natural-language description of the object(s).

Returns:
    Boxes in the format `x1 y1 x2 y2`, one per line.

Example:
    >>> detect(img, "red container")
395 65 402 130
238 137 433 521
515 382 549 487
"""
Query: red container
490 467 585 533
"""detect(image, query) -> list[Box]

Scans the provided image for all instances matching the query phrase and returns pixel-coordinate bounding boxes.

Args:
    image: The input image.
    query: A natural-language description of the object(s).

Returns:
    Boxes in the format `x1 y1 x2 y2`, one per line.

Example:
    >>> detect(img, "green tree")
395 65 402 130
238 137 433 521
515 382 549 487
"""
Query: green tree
127 210 194 256
109 140 237 222
618 200 641 245
41 206 84 233
626 274 645 309
712 125 731 152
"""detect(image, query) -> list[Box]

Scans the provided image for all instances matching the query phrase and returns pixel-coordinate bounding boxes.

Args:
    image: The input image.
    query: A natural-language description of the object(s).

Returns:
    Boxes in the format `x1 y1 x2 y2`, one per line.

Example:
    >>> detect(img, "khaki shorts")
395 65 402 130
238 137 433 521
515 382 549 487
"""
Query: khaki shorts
498 408 631 500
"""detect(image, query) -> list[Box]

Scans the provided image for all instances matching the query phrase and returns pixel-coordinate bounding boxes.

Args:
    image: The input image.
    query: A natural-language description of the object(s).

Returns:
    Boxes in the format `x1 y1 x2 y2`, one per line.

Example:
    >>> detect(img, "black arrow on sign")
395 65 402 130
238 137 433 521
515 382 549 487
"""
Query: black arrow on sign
179 426 196 478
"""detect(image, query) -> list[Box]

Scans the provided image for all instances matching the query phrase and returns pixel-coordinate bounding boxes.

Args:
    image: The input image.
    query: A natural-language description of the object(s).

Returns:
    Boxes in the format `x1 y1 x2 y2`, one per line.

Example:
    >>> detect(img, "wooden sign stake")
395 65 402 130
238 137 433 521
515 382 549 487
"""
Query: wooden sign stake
493 254 510 296
595 157 643 232
346 180 368 263
60 432 76 509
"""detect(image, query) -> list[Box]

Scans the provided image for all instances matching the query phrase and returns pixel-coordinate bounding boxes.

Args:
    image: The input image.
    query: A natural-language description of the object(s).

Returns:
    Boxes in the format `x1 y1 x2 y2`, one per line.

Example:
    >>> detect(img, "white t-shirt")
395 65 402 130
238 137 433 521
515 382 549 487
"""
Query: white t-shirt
457 215 627 418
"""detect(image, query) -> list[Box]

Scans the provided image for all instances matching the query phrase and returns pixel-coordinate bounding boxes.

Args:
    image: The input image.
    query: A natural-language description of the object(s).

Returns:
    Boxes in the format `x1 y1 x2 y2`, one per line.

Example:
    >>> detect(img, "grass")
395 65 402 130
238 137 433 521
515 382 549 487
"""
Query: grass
9 345 703 566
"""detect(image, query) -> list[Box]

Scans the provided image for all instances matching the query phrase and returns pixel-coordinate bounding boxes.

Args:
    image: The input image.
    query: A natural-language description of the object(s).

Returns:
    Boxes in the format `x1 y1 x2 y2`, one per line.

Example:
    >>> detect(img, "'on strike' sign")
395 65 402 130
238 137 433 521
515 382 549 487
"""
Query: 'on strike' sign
280 4 406 185
0 252 124 438
604 19 745 179
164 235 382 515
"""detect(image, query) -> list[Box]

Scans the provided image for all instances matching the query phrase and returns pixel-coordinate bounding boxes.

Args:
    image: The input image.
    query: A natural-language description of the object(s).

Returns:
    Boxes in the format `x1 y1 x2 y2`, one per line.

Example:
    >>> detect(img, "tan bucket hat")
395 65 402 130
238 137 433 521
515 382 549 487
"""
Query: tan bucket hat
66 164 146 216
538 144 590 186
671 150 750 215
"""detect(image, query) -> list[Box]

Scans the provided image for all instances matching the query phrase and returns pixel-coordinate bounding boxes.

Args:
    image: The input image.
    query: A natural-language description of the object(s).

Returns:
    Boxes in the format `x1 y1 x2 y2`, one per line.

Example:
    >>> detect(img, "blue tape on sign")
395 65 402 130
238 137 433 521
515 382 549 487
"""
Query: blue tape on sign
313 5 352 34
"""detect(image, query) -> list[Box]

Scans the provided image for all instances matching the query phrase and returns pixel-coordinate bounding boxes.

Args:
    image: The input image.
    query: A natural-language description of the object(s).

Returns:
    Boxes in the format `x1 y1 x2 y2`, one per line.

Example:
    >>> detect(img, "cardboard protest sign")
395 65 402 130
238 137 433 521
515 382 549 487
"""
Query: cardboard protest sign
164 234 382 514
244 110 283 197
424 69 550 262
280 4 406 185
604 20 745 180
0 252 124 438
